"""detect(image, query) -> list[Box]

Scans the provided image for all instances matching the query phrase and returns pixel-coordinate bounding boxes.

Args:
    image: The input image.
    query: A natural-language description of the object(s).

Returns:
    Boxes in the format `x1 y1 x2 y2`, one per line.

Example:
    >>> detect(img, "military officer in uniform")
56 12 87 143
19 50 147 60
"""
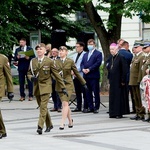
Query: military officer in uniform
140 42 150 79
56 46 87 130
140 42 150 121
129 42 145 120
0 54 14 139
28 43 67 135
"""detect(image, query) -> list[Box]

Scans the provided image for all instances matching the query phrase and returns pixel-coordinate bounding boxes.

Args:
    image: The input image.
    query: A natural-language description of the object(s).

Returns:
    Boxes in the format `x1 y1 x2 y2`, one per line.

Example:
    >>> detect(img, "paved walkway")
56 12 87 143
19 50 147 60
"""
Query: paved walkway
0 85 149 150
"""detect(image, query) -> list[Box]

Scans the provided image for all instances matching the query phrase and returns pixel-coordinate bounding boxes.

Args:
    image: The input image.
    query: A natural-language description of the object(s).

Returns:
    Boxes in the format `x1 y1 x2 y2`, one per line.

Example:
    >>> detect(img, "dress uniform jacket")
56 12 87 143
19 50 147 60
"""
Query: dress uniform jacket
0 54 13 97
27 56 65 129
55 58 86 101
0 54 13 135
129 52 145 117
140 54 150 79
129 52 144 85
28 57 65 96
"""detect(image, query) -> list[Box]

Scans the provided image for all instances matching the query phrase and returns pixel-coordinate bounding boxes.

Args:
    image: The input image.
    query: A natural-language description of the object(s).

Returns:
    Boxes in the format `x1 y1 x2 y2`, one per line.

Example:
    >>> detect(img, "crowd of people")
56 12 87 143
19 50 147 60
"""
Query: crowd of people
0 37 150 139
107 39 150 120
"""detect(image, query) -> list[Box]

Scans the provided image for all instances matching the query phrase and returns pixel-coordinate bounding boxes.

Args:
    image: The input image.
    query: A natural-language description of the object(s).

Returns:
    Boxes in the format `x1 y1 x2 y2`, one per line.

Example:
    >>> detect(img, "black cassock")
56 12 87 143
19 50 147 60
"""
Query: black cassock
108 53 130 117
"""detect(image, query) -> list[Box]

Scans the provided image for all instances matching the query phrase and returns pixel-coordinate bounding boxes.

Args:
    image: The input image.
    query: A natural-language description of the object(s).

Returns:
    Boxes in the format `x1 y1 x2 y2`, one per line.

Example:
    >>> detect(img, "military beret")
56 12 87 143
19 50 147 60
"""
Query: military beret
38 43 46 48
59 46 68 51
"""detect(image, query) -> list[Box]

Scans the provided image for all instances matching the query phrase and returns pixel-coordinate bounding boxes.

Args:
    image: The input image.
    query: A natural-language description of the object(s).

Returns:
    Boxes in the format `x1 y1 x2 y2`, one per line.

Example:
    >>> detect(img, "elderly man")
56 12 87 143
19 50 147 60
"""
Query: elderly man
108 43 129 118
50 48 62 112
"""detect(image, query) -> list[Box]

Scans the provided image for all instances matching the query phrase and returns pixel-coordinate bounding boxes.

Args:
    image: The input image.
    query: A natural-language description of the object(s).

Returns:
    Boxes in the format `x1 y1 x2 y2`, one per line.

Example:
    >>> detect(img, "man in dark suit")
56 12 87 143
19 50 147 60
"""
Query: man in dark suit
14 38 35 101
118 41 134 112
50 48 62 112
72 42 87 112
81 39 102 113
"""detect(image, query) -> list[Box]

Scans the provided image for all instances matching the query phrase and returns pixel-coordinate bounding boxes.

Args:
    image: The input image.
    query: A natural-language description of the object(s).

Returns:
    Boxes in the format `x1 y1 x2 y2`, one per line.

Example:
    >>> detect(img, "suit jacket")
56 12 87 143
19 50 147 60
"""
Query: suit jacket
81 49 102 79
55 58 86 91
73 51 86 77
27 57 65 96
119 49 133 69
0 54 13 97
14 46 35 71
129 52 144 85
119 49 133 83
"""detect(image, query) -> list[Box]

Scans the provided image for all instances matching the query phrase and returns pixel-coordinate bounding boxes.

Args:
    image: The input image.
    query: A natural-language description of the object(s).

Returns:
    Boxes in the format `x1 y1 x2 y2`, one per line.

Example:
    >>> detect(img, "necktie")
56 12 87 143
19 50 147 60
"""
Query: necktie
53 58 56 67
38 60 41 68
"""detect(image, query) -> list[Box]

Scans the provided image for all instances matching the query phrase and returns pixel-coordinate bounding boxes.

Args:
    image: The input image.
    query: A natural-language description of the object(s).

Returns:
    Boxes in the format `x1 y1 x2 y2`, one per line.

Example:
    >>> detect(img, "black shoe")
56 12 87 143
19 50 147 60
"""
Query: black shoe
130 115 141 120
142 118 150 122
59 126 64 130
109 116 116 118
2 133 7 137
87 109 94 113
93 109 99 114
82 109 94 113
68 119 73 128
82 109 88 113
72 108 81 112
57 109 61 112
50 108 57 112
116 116 123 119
44 126 53 132
37 126 42 135
0 133 7 139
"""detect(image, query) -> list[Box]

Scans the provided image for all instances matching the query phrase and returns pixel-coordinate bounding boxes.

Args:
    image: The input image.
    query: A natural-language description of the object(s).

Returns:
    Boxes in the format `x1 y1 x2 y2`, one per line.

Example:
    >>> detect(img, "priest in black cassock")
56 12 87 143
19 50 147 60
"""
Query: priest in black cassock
107 43 130 119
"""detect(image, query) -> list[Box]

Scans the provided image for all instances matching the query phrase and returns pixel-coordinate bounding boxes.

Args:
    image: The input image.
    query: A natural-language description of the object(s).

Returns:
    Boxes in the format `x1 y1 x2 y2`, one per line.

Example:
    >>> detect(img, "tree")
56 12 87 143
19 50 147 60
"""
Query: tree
0 0 91 54
83 0 125 91
64 0 150 91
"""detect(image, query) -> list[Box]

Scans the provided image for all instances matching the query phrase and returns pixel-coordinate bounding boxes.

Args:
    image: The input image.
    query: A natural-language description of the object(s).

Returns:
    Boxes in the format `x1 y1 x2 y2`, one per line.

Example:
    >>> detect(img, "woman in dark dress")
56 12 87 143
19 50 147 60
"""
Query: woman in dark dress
108 43 130 118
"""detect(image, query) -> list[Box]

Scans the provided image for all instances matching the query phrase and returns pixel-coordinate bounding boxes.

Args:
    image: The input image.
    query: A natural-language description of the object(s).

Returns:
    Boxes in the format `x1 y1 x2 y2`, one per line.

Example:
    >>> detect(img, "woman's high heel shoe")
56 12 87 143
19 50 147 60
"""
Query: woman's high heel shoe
59 126 64 130
59 124 65 130
68 119 73 128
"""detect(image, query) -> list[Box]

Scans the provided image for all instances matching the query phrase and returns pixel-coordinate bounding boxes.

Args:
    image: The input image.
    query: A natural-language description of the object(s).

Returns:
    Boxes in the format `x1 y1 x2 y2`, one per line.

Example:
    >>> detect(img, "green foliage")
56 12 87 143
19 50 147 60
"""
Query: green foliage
129 0 150 23
1 0 150 57
0 0 92 55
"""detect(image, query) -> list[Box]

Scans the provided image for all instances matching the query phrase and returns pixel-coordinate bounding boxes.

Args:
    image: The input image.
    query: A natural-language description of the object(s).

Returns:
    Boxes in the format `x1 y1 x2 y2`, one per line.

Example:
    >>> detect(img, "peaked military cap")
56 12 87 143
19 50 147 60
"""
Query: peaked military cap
133 40 143 48
143 41 150 48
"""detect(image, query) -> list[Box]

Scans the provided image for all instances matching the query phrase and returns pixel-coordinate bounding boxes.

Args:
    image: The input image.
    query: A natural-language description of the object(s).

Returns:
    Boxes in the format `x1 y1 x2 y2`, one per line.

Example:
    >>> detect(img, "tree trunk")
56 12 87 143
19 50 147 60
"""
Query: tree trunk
84 1 124 92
